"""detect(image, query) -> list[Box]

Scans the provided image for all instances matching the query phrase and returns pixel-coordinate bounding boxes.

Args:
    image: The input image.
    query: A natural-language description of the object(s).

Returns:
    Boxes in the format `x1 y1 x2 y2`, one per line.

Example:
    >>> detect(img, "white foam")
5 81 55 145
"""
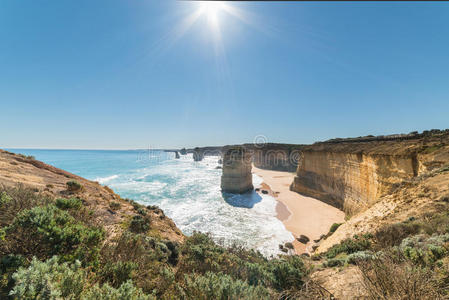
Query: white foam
107 154 293 257
95 174 119 184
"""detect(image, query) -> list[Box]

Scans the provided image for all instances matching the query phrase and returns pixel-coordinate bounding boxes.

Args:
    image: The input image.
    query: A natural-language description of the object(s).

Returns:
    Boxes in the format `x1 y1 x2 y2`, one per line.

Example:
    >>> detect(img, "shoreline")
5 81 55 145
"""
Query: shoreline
253 166 345 254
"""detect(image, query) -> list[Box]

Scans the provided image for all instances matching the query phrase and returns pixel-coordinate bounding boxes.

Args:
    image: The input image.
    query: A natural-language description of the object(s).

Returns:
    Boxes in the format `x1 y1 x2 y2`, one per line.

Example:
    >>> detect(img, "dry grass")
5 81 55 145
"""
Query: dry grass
357 251 448 300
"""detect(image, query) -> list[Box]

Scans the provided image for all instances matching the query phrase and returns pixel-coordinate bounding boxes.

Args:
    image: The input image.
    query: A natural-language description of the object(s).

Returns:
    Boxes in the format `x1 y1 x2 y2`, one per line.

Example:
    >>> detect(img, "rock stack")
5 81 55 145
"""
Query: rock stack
221 147 253 194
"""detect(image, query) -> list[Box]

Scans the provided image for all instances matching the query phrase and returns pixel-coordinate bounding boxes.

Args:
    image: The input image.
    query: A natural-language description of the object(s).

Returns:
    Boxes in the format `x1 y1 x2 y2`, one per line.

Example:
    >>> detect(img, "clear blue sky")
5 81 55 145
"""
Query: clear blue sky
1 1 448 149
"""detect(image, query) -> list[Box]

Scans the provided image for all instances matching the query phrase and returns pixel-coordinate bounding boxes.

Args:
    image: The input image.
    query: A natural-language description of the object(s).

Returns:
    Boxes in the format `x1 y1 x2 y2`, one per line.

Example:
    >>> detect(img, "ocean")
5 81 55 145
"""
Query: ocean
7 149 293 256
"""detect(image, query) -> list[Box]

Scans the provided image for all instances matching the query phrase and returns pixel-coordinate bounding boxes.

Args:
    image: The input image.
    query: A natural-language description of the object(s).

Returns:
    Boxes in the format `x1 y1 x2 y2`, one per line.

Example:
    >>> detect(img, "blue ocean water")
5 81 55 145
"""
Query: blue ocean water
7 149 293 256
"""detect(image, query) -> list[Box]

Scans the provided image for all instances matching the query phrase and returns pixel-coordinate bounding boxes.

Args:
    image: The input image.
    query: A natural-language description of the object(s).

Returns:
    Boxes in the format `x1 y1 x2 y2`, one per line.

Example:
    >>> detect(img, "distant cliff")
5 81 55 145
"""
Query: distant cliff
248 143 303 172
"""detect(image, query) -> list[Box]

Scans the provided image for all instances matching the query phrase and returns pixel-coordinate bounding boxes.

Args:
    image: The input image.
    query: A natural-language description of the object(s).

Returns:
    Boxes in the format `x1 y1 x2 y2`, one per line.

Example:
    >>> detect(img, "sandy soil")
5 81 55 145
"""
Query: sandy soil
253 166 345 254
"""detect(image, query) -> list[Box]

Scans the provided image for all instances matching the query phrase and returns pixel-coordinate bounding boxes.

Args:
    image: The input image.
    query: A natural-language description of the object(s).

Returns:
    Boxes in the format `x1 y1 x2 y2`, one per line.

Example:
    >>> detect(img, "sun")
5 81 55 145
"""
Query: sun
198 1 227 27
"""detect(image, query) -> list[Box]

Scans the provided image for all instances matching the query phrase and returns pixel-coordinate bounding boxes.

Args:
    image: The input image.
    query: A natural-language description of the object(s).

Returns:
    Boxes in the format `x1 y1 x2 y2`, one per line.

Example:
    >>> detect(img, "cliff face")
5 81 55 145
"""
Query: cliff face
291 130 449 215
291 151 417 213
251 143 303 172
221 147 253 194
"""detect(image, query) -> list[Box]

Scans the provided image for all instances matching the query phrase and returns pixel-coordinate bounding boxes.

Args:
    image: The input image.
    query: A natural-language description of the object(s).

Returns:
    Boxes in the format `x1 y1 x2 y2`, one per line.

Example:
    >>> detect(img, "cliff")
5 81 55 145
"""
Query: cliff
249 143 303 172
291 130 449 216
221 146 253 194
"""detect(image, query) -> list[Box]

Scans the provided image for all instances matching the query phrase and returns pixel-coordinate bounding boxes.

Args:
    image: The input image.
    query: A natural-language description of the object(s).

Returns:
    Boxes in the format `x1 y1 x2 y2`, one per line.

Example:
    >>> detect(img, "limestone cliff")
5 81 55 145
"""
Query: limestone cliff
291 130 449 215
221 147 253 194
250 143 303 172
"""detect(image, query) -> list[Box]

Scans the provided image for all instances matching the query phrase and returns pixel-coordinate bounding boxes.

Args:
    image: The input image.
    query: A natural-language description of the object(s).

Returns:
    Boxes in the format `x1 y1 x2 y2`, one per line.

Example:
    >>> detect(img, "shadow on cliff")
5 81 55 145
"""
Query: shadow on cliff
222 191 262 209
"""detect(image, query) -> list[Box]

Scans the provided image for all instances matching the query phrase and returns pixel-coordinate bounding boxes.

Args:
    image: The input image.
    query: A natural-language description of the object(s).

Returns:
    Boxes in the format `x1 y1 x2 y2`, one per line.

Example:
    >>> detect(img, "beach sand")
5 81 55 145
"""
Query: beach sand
253 166 345 254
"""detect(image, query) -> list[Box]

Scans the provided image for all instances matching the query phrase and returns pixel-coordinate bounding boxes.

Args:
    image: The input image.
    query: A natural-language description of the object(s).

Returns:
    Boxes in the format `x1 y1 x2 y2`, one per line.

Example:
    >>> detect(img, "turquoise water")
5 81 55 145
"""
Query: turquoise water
7 149 293 256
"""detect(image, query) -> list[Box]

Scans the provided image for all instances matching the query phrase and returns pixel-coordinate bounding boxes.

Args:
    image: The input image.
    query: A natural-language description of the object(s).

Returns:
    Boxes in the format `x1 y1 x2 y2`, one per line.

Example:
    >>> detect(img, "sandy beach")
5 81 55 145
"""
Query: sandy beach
253 166 345 254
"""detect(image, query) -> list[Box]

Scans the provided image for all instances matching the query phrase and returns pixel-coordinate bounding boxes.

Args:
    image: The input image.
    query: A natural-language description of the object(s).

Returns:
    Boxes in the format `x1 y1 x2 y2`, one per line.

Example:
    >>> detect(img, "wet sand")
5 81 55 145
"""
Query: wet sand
253 166 345 254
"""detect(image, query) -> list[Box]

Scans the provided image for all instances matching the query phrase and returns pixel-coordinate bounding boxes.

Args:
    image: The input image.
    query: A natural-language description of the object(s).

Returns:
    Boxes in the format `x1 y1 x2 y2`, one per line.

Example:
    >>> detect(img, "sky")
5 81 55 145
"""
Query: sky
1 1 449 149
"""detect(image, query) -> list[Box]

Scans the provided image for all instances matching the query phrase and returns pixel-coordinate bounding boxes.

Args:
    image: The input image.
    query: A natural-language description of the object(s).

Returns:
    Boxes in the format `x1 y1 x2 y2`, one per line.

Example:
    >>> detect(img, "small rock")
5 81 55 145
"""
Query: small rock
261 190 269 194
284 242 294 249
297 235 310 244
300 253 310 258
312 244 320 251
280 248 288 253
279 244 284 250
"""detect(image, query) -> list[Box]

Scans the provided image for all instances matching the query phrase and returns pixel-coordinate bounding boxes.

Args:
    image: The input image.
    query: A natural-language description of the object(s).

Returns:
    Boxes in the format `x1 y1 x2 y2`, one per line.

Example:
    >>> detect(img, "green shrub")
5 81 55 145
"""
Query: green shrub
0 192 12 207
400 234 449 266
10 256 153 300
82 280 153 300
324 258 346 267
325 235 371 259
0 185 51 227
177 272 270 300
0 254 26 297
347 251 375 265
100 261 138 288
10 256 85 299
374 221 422 248
329 223 342 234
66 180 83 192
129 215 150 233
55 197 83 210
137 208 147 216
267 255 306 291
110 201 121 210
4 205 104 265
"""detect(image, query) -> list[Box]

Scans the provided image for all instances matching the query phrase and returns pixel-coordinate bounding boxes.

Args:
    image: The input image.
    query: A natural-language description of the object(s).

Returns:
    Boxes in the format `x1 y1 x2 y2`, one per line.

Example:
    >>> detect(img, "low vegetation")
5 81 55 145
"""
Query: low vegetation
318 209 449 299
0 185 312 299
66 180 83 192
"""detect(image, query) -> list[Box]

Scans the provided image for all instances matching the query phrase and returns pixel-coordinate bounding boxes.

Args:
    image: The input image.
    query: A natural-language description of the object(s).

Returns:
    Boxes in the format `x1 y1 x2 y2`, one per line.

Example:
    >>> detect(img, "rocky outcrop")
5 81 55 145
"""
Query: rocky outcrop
221 147 253 194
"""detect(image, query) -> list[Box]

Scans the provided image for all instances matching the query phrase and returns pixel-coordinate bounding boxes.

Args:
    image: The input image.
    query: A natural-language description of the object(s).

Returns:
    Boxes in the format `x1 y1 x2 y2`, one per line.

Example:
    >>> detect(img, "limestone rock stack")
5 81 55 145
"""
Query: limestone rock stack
221 147 253 194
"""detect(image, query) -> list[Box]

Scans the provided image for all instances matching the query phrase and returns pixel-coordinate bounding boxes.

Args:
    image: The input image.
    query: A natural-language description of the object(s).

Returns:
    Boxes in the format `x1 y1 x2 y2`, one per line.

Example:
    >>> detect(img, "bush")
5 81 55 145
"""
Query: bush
82 280 153 300
374 221 422 249
110 201 121 210
99 261 138 288
324 258 346 267
358 252 445 299
66 180 83 192
177 272 270 300
129 215 151 233
267 255 306 291
329 223 342 234
55 197 83 210
400 234 449 266
347 251 375 265
4 204 104 265
10 256 153 300
0 185 51 227
10 256 85 299
325 235 371 259
0 254 26 298
137 207 147 216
